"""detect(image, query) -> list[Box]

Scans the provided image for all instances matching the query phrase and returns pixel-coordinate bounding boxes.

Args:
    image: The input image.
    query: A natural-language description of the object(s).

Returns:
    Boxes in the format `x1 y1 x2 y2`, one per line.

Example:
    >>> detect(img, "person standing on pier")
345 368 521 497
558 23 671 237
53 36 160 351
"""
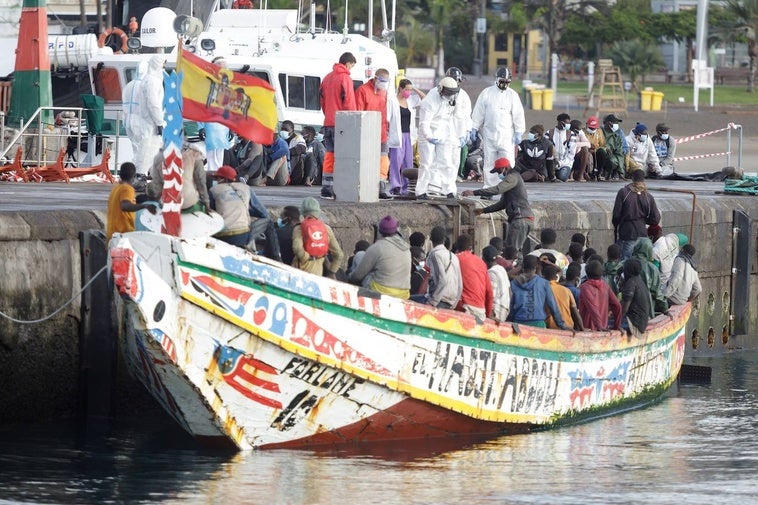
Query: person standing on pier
612 168 661 260
470 67 525 189
319 52 357 200
356 68 392 199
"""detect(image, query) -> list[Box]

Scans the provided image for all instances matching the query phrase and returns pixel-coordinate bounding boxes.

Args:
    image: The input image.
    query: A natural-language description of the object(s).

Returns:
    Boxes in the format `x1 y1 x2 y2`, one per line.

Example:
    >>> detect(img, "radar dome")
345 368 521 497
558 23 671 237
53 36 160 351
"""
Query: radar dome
141 8 178 48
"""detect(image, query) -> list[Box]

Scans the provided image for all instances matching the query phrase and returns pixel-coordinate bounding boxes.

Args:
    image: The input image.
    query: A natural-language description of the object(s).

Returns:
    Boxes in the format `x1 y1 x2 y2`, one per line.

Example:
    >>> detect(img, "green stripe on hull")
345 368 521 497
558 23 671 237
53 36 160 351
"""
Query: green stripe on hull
179 261 682 363
8 69 53 127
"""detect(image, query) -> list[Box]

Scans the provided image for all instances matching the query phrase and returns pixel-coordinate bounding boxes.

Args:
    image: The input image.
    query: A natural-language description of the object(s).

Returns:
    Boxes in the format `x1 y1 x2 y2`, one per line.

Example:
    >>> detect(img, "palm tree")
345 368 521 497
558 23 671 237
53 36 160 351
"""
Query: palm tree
606 40 664 92
723 0 758 92
395 14 435 67
429 0 461 77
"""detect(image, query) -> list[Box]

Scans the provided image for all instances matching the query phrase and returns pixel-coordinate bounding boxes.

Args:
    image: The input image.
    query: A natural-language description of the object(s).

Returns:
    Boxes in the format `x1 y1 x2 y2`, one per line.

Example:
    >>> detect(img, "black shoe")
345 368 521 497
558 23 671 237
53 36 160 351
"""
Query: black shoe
320 187 335 200
446 192 455 199
416 193 429 201
379 191 393 200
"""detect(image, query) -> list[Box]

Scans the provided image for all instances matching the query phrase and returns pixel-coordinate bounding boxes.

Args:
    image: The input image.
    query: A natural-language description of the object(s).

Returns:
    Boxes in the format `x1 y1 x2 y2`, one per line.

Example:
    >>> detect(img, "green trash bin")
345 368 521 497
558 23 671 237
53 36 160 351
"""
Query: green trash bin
530 89 544 110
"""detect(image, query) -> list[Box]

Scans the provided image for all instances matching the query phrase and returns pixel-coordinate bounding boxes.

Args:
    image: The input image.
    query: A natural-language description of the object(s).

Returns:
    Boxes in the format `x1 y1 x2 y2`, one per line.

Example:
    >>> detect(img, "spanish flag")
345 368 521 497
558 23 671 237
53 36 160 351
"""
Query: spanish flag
177 45 277 144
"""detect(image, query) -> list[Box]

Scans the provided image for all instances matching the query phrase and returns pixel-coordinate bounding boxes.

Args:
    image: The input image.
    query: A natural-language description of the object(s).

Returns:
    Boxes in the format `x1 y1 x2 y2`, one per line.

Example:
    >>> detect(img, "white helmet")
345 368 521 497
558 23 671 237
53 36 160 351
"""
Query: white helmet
438 76 459 98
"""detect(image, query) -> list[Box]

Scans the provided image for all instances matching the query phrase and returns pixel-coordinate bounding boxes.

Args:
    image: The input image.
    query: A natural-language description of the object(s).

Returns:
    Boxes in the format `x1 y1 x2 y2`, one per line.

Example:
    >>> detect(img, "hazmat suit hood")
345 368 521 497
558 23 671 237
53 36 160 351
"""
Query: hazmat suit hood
148 55 166 73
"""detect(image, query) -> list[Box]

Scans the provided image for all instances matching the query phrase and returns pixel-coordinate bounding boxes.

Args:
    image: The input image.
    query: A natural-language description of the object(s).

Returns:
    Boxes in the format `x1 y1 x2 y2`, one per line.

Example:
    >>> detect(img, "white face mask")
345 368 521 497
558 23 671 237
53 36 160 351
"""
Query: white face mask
660 133 669 140
562 123 571 131
587 128 596 134
611 123 619 132
639 135 648 142
376 80 389 91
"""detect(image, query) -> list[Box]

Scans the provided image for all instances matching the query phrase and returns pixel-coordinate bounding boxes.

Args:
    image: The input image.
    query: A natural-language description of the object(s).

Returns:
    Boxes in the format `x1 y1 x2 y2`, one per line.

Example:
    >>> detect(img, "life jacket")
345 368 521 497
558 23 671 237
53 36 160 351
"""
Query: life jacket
300 216 329 258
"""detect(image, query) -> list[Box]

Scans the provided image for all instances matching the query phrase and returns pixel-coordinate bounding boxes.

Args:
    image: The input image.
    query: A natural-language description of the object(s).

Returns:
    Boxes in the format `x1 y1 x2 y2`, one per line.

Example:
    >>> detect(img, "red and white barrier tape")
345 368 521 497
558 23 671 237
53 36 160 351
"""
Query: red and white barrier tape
673 151 730 162
676 123 739 145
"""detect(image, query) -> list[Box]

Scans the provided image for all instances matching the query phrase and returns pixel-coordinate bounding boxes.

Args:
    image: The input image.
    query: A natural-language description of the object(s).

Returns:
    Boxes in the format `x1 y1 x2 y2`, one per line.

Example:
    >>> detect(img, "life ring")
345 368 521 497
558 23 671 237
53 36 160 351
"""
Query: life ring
98 27 128 54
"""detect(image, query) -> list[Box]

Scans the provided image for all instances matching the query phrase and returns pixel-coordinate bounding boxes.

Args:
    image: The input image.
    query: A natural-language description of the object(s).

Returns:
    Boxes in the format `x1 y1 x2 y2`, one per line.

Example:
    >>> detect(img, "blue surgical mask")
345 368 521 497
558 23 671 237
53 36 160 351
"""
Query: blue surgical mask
416 261 425 271
498 173 506 181
527 132 536 142
660 133 669 140
611 123 619 132
562 123 571 131
316 133 324 142
639 134 648 142
279 130 289 140
276 217 286 228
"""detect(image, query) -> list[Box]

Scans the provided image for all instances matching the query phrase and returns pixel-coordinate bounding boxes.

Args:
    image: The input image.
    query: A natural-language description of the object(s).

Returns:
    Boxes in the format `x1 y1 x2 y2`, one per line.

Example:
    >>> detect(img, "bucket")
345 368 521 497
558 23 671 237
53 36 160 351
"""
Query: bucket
48 34 98 70
651 91 664 111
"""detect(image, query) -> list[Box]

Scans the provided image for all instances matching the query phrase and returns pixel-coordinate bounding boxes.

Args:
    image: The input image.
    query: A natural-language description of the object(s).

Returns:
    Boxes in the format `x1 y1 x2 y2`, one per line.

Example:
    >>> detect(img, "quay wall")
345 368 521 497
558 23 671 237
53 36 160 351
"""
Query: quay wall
0 195 756 422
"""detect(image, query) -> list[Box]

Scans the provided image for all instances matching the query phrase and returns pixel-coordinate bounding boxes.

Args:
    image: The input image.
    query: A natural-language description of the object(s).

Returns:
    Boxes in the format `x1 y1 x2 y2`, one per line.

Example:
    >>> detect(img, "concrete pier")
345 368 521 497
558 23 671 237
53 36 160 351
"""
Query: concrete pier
0 175 756 422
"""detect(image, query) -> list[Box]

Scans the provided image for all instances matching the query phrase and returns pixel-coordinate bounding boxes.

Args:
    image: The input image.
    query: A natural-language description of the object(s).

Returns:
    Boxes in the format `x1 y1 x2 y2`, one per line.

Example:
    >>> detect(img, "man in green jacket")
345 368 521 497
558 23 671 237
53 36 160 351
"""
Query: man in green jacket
597 113 626 181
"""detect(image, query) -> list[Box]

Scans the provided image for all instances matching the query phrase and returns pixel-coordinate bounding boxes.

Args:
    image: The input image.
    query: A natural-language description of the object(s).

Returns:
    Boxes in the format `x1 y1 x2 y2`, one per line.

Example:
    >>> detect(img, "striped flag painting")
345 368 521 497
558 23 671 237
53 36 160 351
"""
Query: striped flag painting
216 344 282 409
161 69 184 236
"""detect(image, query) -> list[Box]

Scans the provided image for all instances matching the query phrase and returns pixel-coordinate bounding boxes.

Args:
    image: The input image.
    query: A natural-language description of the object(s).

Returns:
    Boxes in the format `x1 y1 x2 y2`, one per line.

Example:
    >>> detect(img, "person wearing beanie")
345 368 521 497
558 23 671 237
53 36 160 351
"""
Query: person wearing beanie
651 123 676 176
612 168 661 260
626 122 662 177
462 157 534 261
292 197 345 277
349 214 412 299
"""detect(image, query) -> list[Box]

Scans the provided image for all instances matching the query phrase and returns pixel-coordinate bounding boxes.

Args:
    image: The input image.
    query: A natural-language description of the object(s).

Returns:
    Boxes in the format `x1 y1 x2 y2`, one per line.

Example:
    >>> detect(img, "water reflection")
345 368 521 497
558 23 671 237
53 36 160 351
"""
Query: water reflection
1 353 757 504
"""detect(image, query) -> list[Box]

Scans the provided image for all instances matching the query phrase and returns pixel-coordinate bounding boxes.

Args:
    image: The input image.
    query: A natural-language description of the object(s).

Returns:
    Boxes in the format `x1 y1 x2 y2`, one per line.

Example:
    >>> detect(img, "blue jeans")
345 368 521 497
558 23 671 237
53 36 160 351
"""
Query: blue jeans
618 239 638 260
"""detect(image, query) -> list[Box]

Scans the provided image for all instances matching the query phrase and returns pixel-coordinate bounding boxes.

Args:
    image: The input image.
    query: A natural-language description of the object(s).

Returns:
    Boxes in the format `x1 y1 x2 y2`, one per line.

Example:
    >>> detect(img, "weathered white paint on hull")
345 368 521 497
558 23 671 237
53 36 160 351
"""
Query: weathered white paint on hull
111 232 689 449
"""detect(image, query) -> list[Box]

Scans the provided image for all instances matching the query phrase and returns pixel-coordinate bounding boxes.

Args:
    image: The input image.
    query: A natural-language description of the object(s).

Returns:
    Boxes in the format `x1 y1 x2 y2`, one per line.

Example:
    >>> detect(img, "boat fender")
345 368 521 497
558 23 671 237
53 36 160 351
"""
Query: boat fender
98 27 129 54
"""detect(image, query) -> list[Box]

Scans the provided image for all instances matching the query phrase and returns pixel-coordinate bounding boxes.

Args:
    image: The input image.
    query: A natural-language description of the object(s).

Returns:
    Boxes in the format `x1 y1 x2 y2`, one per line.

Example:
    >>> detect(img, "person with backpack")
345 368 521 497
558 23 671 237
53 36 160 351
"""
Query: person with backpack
291 197 344 278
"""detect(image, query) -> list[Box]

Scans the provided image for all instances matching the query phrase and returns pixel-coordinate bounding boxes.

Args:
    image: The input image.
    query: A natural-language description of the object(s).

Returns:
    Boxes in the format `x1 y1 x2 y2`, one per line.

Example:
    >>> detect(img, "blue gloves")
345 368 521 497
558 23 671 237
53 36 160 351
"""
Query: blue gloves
459 136 467 148
513 132 522 145
428 138 441 145
469 128 478 143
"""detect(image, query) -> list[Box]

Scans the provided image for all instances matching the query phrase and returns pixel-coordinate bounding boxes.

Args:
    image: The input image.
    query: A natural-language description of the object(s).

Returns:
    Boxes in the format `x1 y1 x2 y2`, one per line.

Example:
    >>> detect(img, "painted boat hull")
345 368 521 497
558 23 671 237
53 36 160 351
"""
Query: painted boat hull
110 232 690 450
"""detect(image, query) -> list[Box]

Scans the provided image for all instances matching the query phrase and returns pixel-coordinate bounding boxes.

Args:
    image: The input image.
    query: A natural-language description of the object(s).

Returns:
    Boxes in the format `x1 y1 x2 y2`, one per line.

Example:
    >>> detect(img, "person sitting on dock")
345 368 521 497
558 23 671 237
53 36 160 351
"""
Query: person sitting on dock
626 123 662 178
651 123 676 177
106 162 158 242
663 244 702 306
579 259 622 331
292 197 344 278
619 258 652 337
424 226 463 309
349 215 412 299
597 114 626 181
509 255 566 330
512 124 555 182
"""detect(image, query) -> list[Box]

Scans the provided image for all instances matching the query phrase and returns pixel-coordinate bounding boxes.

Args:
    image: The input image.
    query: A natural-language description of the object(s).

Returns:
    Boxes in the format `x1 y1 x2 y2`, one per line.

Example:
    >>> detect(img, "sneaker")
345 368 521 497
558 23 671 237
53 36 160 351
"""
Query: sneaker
379 191 393 200
416 193 430 201
446 192 455 199
320 187 336 200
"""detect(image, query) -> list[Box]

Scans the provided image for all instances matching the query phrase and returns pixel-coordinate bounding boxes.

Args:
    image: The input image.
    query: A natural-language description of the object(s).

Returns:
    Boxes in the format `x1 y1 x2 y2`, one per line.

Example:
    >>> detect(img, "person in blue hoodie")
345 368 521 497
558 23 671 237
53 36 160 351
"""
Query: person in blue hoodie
509 255 567 329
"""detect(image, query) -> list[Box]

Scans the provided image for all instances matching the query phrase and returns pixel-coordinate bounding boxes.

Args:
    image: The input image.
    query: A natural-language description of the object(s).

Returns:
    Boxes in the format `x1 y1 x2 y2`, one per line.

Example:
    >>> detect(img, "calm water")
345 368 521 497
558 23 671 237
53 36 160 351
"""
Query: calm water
1 352 757 505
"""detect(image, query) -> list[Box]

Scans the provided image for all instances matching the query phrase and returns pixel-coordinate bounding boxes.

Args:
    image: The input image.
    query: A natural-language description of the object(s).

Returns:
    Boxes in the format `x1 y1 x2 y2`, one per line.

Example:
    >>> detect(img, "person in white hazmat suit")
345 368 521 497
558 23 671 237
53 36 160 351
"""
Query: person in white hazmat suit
123 55 166 175
122 60 148 172
444 67 472 181
415 77 467 200
470 67 526 189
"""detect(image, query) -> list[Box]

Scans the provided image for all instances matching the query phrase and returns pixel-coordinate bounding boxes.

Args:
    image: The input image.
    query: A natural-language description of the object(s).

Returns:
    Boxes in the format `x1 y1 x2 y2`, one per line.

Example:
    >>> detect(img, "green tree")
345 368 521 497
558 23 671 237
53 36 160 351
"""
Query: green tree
395 14 435 67
723 0 758 91
606 39 664 91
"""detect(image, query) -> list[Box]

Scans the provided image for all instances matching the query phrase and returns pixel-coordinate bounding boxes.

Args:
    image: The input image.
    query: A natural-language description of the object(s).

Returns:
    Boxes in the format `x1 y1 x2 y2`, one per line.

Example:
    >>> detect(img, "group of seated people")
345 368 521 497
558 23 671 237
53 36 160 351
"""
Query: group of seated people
513 113 675 183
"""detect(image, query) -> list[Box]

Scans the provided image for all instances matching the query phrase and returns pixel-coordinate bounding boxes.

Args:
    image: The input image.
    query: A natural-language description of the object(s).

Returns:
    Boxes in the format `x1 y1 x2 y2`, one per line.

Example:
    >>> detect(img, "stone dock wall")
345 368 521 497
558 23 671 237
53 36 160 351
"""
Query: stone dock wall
0 195 756 422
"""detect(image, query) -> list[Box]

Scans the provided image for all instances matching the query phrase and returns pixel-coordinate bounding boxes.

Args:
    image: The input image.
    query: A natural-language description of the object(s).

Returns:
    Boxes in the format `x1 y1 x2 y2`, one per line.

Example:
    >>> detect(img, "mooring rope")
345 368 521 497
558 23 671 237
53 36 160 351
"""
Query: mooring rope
0 264 109 324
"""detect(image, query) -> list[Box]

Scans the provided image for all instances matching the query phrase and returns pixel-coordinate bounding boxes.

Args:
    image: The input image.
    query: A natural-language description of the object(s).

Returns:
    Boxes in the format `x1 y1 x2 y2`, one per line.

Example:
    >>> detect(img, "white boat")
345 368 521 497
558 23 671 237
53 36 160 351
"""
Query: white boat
111 230 691 450
86 2 399 167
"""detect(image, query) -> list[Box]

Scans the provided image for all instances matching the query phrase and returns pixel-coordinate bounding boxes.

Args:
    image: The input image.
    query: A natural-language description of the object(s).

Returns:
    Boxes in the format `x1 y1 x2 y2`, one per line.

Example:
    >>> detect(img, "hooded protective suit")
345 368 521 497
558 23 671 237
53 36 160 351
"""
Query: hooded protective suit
124 55 165 174
471 85 525 187
416 86 465 196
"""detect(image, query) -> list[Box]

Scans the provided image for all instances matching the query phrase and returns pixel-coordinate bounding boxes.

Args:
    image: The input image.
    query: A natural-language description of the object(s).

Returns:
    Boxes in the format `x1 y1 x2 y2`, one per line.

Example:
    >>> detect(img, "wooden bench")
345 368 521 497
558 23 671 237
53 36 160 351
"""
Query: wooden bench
715 67 750 84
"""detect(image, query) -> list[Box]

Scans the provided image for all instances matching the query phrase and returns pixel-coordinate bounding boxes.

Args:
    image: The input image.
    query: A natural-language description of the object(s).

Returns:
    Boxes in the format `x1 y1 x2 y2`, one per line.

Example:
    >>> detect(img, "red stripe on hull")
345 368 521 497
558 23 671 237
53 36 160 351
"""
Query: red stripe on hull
259 397 530 450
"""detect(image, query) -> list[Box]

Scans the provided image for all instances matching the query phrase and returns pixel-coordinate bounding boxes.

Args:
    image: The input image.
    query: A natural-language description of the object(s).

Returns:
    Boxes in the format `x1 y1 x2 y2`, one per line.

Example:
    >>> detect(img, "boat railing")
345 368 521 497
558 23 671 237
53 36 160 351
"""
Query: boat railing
0 106 86 169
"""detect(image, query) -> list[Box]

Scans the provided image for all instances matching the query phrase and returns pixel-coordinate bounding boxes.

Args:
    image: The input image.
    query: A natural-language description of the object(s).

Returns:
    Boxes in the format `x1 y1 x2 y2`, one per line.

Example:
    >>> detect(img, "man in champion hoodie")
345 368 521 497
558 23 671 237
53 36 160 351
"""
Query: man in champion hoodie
509 255 566 329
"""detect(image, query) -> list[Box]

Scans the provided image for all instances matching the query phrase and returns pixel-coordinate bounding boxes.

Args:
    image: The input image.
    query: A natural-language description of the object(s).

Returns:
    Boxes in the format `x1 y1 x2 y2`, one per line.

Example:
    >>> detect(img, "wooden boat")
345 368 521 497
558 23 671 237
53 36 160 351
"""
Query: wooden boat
110 231 691 450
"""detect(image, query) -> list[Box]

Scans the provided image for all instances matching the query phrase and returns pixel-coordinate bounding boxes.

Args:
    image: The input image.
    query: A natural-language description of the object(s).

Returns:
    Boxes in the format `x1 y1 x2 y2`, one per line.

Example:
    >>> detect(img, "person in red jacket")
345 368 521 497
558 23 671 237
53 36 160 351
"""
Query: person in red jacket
579 259 622 331
319 52 357 200
356 68 391 199
454 234 493 321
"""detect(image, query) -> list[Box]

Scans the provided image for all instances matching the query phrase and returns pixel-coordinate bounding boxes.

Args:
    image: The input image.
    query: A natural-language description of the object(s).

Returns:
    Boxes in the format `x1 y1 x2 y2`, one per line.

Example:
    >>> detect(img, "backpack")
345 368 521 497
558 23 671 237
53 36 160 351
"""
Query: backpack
300 216 329 258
